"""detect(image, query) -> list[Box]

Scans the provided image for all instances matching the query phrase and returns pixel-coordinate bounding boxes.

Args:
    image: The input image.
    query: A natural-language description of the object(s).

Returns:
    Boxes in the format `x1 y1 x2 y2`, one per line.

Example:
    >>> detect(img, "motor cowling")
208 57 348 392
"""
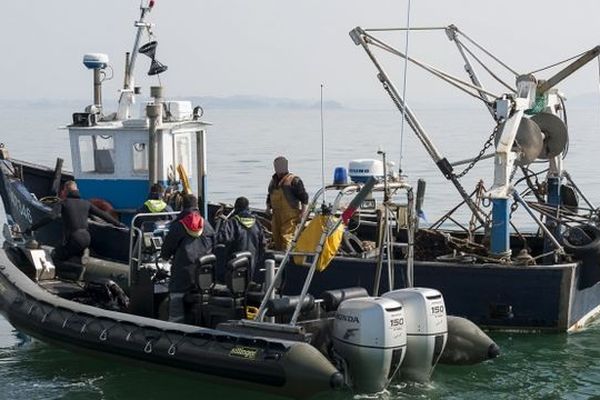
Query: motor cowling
383 288 447 381
332 297 406 393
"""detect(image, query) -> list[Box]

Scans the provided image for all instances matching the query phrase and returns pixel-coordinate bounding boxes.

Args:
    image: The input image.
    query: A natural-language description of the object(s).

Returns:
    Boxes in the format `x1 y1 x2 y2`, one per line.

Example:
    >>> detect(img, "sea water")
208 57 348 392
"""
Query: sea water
1 101 600 399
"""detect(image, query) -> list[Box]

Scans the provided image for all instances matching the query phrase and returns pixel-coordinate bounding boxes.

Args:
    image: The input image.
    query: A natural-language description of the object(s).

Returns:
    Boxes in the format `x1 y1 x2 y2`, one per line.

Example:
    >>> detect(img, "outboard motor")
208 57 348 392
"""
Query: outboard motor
383 288 447 381
332 297 406 393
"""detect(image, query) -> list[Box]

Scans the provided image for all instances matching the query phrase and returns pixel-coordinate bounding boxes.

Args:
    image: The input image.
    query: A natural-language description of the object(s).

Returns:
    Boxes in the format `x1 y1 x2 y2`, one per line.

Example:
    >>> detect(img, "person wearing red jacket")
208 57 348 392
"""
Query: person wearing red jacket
160 194 215 323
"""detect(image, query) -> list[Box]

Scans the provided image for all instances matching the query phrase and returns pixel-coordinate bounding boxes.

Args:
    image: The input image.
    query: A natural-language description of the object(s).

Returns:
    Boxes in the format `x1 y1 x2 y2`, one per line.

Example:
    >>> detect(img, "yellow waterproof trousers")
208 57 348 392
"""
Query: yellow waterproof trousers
270 188 301 251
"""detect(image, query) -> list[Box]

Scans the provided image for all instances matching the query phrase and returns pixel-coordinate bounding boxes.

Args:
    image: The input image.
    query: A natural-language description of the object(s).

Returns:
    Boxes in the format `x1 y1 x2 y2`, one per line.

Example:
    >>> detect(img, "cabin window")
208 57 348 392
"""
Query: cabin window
132 142 148 172
78 135 115 174
174 135 192 177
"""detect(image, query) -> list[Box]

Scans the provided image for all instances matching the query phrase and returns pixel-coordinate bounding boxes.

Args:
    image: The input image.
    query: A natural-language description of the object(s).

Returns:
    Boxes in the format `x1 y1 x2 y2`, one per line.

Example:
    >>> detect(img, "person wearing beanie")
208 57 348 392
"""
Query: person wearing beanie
138 183 173 214
266 156 308 250
135 183 174 228
161 194 215 323
217 196 265 282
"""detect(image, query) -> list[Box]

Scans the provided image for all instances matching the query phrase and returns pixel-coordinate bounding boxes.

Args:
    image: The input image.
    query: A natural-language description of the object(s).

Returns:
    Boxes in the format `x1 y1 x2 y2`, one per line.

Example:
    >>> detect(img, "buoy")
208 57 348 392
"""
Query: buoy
438 315 500 365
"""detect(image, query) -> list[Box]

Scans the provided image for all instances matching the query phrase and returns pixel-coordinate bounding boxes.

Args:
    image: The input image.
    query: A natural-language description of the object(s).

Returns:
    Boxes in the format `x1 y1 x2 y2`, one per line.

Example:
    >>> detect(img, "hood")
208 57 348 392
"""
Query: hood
180 211 204 237
234 213 256 229
144 199 167 213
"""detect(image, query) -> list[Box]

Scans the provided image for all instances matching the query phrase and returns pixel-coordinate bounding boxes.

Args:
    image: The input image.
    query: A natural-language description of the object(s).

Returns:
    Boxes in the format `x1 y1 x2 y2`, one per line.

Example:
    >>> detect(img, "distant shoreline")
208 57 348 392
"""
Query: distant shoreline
1 93 599 111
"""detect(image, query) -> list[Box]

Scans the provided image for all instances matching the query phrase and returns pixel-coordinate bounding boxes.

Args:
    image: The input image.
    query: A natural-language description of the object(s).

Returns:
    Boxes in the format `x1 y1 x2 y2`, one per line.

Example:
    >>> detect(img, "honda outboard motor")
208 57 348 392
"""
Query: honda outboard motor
332 297 406 393
383 288 447 381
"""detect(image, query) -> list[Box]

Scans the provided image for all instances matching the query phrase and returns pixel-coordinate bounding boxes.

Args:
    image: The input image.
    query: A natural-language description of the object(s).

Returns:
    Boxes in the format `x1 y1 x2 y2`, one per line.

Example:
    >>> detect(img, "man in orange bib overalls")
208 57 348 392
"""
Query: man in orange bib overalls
266 156 308 251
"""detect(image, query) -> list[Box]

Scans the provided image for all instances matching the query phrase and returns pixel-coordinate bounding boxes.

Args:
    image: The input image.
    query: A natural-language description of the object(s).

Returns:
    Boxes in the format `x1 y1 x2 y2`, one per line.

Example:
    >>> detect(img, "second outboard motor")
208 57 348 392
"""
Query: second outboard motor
332 297 406 393
383 288 447 381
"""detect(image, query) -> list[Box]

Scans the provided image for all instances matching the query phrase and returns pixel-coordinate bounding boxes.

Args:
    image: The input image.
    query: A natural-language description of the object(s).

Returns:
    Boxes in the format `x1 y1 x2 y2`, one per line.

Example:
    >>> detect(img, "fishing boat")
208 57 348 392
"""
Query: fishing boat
0 2 505 398
279 26 600 333
2 10 600 337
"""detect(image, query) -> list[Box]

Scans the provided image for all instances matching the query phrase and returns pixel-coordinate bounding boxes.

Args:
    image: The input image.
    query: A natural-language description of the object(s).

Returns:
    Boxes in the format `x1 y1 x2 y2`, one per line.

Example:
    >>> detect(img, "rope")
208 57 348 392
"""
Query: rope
365 35 499 102
454 36 516 92
527 50 588 75
454 28 519 76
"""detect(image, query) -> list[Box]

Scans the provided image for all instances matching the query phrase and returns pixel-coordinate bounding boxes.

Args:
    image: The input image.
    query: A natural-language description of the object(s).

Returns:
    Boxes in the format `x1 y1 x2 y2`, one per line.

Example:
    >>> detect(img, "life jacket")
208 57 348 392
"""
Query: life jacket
180 211 204 237
268 173 300 210
144 199 168 213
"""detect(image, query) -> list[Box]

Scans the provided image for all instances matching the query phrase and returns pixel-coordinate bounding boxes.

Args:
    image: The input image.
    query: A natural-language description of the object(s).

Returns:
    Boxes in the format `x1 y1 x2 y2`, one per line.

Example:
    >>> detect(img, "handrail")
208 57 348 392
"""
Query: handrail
127 211 180 286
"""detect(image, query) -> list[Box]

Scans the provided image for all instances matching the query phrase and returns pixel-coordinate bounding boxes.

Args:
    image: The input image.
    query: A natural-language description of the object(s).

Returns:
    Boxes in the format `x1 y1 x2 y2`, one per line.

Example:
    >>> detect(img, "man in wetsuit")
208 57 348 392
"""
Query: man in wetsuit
217 196 265 282
266 156 309 250
160 194 215 323
26 180 125 262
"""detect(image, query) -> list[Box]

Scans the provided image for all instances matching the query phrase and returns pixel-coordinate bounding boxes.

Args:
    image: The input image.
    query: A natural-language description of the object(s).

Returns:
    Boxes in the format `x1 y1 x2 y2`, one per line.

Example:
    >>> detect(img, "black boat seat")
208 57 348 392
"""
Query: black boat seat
266 294 315 317
227 255 250 296
196 254 217 293
321 287 369 312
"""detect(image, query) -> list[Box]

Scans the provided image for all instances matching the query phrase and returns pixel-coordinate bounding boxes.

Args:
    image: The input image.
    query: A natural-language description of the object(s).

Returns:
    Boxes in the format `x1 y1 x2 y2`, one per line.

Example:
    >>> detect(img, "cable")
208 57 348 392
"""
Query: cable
398 0 412 173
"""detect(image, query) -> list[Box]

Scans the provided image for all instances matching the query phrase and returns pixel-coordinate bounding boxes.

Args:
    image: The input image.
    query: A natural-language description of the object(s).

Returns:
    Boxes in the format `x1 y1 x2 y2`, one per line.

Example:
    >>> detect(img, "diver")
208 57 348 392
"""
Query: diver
217 196 265 282
160 194 215 323
266 156 308 251
25 180 125 262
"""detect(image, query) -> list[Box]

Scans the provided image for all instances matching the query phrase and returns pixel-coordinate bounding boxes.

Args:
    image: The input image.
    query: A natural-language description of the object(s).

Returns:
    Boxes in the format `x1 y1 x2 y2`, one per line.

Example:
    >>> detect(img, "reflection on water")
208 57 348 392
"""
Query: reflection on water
2 104 600 398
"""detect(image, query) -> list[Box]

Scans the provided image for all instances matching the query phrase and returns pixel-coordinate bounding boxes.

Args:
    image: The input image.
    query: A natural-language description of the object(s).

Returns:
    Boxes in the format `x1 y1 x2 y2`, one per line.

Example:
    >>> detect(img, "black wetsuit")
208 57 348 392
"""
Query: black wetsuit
29 190 122 261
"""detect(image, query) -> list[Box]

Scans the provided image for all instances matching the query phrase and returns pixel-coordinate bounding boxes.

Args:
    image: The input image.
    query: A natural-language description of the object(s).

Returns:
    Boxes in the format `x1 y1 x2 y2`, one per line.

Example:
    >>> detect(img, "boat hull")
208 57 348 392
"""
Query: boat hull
0 252 341 399
282 257 600 332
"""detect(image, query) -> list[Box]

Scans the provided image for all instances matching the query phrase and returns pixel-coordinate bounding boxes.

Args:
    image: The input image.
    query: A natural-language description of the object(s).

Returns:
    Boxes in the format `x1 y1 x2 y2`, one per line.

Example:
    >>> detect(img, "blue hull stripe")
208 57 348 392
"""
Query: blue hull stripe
77 179 151 210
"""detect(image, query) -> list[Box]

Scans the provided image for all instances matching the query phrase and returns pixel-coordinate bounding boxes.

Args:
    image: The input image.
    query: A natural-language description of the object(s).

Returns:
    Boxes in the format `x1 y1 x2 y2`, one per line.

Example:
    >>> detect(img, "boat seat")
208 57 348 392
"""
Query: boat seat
266 294 315 317
226 254 250 297
196 254 217 293
321 287 369 312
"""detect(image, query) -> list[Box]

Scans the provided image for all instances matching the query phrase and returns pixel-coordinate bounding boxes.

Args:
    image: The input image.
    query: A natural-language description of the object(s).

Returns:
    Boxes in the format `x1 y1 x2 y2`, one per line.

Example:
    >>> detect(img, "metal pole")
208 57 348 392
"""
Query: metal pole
126 5 151 90
196 129 208 217
373 207 386 296
406 188 415 288
264 259 276 323
146 104 161 188
93 68 102 110
386 206 394 291
513 191 564 252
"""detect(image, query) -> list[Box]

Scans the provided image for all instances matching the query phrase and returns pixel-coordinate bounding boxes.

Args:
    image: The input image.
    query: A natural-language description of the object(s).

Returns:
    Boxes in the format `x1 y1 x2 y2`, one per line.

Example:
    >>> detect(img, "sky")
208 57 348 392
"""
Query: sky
2 0 600 107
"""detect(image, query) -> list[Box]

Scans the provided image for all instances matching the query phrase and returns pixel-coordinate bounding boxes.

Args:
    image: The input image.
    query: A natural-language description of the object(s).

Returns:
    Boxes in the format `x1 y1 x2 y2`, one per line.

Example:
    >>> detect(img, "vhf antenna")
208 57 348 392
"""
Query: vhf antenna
320 84 326 208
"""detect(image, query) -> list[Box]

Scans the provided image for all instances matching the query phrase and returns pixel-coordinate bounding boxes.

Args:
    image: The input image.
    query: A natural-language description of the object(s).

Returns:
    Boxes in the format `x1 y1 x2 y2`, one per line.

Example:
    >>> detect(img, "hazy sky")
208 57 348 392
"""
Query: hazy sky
2 0 600 106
